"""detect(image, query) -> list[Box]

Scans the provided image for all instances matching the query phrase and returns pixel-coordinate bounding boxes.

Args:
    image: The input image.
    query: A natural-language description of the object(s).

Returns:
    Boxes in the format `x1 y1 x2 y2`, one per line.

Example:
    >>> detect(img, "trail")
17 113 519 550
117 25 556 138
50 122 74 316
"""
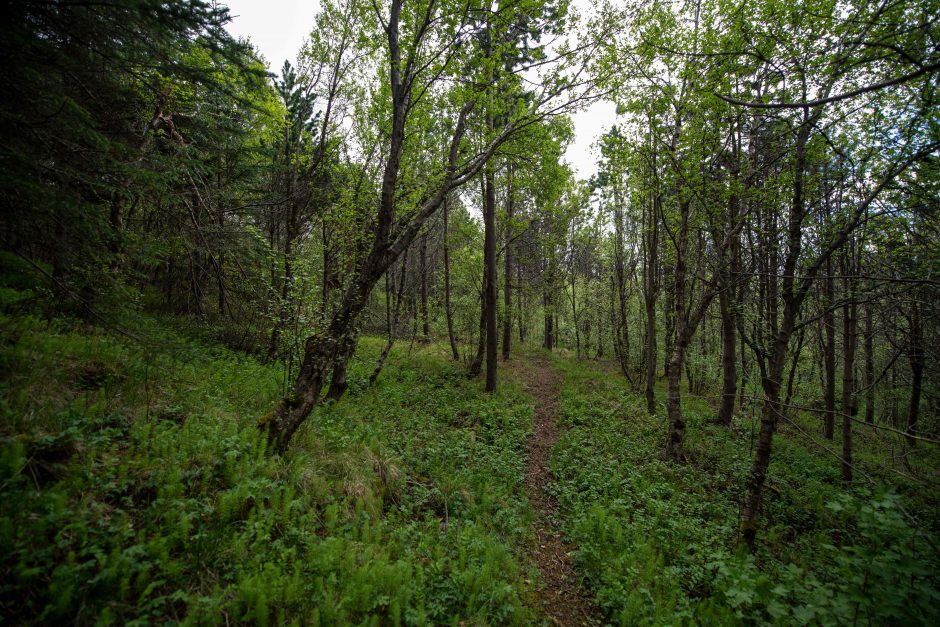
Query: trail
512 356 598 626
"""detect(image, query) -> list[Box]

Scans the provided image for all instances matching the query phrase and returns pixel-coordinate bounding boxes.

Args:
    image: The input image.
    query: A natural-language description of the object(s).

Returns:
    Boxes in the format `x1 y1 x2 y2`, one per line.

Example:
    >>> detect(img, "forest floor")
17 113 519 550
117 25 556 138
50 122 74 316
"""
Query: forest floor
511 356 598 626
1 290 938 624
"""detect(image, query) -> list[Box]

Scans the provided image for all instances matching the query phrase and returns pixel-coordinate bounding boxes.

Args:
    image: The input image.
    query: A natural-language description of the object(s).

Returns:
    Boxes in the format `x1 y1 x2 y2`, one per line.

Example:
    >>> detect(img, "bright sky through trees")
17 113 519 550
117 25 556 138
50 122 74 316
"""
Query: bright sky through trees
223 0 614 177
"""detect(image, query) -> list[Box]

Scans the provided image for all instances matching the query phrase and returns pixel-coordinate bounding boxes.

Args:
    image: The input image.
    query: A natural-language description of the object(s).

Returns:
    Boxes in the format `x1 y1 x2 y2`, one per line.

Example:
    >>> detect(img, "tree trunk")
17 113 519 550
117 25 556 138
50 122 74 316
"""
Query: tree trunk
261 6 484 452
517 262 526 343
419 231 430 340
267 223 295 363
840 257 857 481
864 301 874 423
823 258 836 439
717 286 737 426
571 259 580 360
665 343 687 458
468 287 486 377
264 311 358 452
907 299 923 446
613 181 631 378
543 289 554 350
371 250 411 385
784 327 806 412
484 169 498 392
442 196 459 360
662 263 675 378
643 132 661 415
664 196 691 459
502 172 514 361
740 114 815 550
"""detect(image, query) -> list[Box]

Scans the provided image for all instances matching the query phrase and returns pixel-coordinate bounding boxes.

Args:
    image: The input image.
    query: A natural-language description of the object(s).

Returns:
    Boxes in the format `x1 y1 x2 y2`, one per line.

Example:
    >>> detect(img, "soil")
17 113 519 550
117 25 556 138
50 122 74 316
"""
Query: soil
511 356 599 626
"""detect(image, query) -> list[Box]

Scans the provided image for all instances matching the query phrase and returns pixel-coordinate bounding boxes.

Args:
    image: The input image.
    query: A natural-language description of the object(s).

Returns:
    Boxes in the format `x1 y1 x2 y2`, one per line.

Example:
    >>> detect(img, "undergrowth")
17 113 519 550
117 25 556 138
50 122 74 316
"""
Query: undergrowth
0 294 537 624
547 355 940 626
3 278 938 625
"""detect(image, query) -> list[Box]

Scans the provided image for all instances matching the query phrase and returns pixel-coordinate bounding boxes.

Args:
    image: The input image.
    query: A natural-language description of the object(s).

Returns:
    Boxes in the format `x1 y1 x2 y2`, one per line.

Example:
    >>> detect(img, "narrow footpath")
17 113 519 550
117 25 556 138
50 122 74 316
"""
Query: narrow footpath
511 356 598 626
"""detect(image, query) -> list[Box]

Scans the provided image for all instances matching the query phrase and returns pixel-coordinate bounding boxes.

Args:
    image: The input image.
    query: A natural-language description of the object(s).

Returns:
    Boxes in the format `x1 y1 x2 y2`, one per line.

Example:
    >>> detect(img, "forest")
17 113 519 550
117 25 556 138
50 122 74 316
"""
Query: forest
1 0 938 624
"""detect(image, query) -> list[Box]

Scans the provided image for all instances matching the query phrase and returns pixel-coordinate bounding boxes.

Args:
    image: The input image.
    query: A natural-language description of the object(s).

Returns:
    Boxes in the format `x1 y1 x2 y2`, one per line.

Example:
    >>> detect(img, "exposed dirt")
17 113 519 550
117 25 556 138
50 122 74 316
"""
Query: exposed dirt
511 356 598 626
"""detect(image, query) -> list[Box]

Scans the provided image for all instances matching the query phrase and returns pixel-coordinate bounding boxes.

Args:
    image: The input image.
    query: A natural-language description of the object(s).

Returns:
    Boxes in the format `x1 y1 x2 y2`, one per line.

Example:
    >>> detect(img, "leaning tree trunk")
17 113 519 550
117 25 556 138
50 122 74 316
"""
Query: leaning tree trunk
261 282 369 452
259 5 491 453
740 341 788 549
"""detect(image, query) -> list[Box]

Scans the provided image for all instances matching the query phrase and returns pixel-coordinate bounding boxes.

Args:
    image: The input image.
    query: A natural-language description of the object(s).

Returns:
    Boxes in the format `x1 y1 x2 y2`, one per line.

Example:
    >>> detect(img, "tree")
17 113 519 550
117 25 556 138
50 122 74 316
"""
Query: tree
261 0 594 450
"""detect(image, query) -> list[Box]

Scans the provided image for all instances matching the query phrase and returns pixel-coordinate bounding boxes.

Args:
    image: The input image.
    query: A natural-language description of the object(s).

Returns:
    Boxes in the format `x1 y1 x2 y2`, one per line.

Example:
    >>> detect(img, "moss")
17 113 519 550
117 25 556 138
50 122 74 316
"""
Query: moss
256 411 275 427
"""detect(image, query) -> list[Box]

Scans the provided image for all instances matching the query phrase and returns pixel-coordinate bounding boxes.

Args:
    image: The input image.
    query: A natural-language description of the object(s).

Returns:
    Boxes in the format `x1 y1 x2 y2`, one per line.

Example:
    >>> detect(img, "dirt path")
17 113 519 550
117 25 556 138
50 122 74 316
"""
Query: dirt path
512 356 598 626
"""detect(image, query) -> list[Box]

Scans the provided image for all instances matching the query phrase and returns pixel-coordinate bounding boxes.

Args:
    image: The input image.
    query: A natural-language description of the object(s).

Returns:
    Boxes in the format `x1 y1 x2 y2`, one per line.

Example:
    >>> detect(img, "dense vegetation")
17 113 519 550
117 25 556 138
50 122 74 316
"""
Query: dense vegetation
1 0 938 624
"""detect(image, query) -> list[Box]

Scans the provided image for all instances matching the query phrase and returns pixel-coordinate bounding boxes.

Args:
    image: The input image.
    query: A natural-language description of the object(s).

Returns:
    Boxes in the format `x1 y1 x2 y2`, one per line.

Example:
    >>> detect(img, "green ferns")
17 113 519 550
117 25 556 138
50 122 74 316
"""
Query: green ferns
547 356 940 626
0 308 537 624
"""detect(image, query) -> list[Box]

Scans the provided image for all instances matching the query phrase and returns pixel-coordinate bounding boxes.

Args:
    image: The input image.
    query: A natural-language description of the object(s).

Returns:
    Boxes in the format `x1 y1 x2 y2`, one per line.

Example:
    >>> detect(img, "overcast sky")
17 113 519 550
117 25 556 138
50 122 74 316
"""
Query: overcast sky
223 0 615 179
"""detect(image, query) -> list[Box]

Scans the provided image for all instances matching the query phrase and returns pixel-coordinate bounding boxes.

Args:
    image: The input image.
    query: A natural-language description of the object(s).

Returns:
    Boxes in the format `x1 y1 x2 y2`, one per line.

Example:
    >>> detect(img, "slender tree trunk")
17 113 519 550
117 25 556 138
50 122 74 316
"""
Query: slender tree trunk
468 287 486 377
267 220 296 363
643 200 660 415
740 115 814 549
784 327 806 412
502 172 514 361
386 272 392 334
613 181 631 378
419 231 430 340
484 169 498 392
371 250 410 384
738 318 749 411
823 258 836 439
907 299 923 446
864 301 875 423
664 199 724 459
840 257 857 481
643 130 660 415
665 198 691 459
571 260 580 360
442 196 459 360
517 262 526 343
717 179 741 425
717 286 737 426
662 263 675 379
543 289 554 350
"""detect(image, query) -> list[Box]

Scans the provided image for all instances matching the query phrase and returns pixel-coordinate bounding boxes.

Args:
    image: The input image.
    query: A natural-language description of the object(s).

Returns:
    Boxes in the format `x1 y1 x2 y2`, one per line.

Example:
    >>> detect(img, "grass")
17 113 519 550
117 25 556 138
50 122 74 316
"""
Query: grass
2 286 938 625
0 300 539 625
545 353 940 625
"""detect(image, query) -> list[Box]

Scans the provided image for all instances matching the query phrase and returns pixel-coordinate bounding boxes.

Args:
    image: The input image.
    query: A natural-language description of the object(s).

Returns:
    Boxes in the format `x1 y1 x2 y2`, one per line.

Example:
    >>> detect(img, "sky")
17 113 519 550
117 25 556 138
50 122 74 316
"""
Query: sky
223 0 616 179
